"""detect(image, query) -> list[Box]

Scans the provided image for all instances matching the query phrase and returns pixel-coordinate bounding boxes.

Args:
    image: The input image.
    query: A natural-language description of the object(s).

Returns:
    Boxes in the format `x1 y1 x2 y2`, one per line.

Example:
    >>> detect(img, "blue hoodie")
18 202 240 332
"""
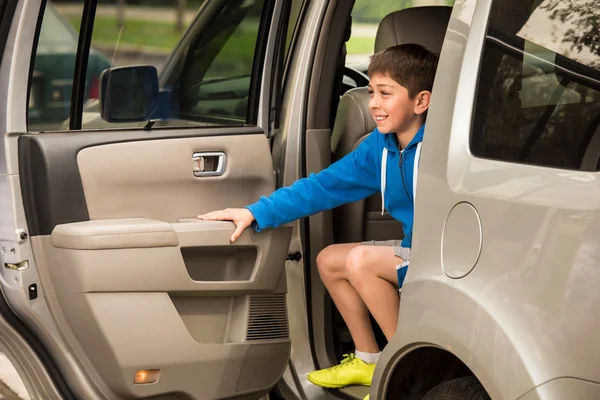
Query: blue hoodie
246 124 424 248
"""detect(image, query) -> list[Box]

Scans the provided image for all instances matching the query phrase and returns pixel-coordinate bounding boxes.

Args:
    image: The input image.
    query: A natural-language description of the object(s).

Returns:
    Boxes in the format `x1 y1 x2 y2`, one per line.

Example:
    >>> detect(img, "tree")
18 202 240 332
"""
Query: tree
176 0 187 32
540 0 600 58
116 0 125 29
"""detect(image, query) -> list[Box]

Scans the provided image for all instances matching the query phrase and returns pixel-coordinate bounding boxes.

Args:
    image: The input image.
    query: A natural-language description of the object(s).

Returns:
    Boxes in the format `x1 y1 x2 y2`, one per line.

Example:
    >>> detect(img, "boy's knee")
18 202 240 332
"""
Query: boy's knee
345 246 372 282
316 245 337 278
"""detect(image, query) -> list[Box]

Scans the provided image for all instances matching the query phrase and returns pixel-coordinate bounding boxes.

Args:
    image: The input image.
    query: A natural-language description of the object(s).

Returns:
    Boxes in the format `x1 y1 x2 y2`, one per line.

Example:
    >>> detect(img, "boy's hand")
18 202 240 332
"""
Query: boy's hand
197 208 255 243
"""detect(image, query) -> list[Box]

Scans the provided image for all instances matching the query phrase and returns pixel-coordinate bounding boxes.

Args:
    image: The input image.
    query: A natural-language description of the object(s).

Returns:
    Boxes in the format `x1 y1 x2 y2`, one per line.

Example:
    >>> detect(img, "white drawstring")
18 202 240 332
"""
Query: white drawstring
413 142 422 201
381 147 388 215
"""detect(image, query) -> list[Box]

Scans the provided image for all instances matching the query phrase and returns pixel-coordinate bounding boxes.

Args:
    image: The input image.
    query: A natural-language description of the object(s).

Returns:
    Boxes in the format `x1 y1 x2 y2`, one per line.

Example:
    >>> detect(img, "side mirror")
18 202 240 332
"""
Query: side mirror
99 66 159 122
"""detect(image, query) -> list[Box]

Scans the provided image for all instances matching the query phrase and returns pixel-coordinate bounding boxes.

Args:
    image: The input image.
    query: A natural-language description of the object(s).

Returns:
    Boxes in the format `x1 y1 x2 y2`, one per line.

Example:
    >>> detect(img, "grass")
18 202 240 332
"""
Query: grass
69 16 375 56
68 16 257 76
69 16 187 50
346 36 374 55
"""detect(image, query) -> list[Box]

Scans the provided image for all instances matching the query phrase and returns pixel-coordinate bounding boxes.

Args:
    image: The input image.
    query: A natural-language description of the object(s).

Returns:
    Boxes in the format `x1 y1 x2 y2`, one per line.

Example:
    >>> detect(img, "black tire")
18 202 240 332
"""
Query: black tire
423 376 491 400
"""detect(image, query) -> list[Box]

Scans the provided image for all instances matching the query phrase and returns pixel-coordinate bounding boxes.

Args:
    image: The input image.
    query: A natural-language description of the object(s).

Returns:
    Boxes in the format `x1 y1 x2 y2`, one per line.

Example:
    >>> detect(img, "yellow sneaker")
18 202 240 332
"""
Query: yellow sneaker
307 354 375 389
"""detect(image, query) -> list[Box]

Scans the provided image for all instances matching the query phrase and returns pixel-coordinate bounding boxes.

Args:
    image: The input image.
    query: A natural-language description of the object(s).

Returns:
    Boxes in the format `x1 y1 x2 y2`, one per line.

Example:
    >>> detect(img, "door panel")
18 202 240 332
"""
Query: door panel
20 128 292 399
18 127 271 235
76 135 275 221
35 219 290 294
52 292 290 399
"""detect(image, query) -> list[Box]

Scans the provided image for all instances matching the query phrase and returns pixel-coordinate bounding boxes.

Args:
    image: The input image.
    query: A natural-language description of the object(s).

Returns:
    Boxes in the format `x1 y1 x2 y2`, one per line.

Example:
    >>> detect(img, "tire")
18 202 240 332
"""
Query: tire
423 376 491 400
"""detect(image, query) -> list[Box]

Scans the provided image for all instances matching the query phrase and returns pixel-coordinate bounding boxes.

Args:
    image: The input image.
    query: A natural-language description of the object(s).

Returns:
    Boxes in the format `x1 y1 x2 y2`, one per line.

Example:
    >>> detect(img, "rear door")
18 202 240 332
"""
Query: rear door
0 0 295 399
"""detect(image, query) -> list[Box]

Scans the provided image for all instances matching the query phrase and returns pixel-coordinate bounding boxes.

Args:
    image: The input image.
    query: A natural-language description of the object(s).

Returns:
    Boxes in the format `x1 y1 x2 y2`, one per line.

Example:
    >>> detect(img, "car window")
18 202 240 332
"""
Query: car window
346 0 455 72
27 3 83 131
177 0 266 123
37 5 78 51
27 0 281 131
471 0 600 171
284 0 305 64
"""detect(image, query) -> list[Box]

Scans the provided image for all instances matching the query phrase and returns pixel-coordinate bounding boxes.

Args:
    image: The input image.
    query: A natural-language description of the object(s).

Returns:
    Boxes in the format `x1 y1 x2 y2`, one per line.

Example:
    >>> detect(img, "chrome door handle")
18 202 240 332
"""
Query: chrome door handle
192 152 226 176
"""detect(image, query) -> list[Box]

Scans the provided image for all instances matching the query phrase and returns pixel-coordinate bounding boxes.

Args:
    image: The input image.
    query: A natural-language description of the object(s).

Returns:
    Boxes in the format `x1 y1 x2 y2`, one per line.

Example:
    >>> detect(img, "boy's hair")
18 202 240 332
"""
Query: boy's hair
368 43 439 98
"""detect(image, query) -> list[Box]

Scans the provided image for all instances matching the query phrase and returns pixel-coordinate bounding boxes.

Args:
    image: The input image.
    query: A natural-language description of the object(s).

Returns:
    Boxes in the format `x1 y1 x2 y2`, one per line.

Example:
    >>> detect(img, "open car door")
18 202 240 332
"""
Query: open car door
0 0 294 399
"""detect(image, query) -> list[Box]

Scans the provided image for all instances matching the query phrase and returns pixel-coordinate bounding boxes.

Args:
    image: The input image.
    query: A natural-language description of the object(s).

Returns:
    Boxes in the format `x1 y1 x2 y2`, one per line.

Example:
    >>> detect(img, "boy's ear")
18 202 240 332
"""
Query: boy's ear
414 90 432 115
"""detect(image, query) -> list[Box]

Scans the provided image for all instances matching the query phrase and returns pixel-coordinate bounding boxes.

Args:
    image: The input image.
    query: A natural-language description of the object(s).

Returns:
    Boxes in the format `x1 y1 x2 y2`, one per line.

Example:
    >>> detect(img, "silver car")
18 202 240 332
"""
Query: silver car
0 0 598 399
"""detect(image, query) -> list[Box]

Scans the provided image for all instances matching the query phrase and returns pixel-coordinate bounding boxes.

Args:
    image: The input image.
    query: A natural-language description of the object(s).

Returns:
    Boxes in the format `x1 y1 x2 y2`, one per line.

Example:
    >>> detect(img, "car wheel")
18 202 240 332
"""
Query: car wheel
423 376 490 400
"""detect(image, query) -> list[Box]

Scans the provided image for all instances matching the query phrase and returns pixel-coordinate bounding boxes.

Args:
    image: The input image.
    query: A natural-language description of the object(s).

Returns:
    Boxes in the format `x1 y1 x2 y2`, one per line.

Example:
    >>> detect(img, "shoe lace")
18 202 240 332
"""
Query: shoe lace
333 353 357 369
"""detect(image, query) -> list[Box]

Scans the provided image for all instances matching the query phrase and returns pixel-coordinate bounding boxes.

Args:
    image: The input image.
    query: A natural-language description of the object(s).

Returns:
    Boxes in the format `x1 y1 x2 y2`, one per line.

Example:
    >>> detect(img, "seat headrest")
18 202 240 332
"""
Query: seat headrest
331 88 376 160
374 6 452 53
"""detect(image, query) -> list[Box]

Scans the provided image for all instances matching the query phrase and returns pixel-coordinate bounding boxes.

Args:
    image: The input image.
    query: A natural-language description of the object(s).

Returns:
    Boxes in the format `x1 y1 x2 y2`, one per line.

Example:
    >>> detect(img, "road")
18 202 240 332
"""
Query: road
0 355 28 399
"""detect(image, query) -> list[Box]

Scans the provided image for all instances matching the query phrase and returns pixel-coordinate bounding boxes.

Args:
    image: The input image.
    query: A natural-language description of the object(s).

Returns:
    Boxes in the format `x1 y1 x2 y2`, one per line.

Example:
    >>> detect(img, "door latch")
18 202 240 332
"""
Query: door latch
4 260 29 271
286 252 302 262
192 152 226 177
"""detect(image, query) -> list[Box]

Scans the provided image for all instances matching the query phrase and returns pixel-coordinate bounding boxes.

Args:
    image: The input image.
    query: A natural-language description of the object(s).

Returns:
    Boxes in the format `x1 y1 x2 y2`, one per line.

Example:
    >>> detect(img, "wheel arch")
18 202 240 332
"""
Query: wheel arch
381 345 475 399
375 279 540 400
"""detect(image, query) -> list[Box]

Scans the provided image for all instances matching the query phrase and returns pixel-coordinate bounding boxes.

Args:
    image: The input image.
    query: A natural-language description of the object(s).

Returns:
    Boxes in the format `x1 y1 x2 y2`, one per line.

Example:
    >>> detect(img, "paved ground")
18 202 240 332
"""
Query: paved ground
0 355 28 399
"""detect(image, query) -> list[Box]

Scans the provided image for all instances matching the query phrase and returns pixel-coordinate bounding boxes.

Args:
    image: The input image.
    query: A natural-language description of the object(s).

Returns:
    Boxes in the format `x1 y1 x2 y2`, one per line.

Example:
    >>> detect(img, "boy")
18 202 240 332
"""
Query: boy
199 43 438 390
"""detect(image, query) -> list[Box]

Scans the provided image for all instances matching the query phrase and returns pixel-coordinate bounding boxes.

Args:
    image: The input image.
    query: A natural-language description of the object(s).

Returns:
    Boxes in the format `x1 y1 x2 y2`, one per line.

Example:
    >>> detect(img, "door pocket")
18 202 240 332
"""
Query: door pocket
181 246 257 281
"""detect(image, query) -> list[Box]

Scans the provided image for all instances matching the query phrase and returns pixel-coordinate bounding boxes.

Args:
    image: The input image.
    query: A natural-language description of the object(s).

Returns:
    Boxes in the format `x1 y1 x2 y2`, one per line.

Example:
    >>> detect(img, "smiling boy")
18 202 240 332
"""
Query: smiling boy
199 44 439 390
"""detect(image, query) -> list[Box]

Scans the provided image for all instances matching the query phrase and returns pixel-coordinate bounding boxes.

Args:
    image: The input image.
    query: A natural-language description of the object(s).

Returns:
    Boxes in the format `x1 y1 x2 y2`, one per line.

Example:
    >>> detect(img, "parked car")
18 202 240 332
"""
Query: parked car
28 2 111 131
1 0 599 399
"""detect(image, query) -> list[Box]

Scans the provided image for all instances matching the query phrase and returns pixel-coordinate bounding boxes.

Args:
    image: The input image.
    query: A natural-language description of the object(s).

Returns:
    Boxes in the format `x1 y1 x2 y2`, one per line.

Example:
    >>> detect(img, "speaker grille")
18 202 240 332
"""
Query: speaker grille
246 294 289 341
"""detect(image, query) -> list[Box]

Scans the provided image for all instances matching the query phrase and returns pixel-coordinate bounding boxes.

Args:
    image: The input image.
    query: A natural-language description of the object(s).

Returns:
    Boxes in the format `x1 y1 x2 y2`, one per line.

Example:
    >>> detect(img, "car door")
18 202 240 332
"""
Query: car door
0 0 297 399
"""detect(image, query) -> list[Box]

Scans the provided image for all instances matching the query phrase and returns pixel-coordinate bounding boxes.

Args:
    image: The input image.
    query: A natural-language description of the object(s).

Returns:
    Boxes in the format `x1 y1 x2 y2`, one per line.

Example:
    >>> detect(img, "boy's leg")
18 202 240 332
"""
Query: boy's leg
308 243 401 389
345 245 402 341
316 243 379 353
308 243 376 389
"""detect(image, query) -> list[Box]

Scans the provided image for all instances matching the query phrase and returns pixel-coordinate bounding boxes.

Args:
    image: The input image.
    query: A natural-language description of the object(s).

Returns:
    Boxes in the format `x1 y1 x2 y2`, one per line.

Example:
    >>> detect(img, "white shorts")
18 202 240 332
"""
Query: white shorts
362 239 410 290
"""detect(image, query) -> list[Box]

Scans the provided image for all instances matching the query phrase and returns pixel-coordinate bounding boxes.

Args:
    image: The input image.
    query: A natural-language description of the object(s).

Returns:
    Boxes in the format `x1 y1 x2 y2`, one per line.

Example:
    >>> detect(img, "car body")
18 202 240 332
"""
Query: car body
0 0 599 399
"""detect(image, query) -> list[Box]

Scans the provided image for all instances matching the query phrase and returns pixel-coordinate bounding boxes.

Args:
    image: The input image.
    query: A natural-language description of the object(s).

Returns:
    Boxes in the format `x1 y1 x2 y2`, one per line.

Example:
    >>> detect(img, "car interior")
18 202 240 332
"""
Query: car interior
301 4 452 398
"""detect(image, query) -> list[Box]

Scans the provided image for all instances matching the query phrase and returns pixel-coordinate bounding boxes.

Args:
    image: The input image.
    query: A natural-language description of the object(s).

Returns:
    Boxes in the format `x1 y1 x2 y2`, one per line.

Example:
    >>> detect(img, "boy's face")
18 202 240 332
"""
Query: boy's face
367 74 428 135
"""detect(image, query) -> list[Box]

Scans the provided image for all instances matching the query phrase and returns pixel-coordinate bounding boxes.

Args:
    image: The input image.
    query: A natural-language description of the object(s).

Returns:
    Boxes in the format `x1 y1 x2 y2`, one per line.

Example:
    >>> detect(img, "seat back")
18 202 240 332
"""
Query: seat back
331 6 452 244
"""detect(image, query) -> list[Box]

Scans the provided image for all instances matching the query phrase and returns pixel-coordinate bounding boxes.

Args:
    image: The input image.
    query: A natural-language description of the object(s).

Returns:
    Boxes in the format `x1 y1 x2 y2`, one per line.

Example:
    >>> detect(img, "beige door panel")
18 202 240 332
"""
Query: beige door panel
36 219 291 294
30 217 291 399
50 218 179 249
53 291 290 399
29 216 291 399
77 134 275 221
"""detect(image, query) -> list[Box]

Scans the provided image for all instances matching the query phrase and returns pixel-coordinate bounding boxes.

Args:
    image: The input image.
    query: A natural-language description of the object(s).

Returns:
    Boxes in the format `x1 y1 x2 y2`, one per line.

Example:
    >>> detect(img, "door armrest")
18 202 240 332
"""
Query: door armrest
51 218 179 250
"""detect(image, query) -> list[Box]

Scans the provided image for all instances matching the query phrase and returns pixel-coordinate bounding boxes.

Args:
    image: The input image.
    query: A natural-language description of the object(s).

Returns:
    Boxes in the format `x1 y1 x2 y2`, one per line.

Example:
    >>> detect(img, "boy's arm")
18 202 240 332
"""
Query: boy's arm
247 133 380 231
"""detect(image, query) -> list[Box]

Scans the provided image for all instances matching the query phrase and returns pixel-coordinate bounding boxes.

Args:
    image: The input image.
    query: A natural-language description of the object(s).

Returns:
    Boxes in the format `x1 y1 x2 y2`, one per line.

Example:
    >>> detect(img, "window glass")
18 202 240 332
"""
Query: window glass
28 0 272 131
178 0 266 123
27 3 83 131
347 0 455 71
471 0 600 170
284 0 304 64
